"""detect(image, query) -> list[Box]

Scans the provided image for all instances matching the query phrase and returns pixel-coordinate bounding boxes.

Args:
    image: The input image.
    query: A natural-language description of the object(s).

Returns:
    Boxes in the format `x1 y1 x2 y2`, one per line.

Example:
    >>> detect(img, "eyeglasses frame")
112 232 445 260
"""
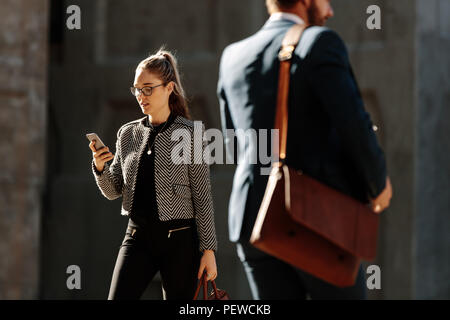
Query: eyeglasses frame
130 83 166 97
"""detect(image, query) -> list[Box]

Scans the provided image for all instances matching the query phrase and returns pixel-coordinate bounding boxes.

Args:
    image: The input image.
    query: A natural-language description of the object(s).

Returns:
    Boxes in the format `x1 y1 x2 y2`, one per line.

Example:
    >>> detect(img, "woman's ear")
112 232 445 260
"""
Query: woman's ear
167 81 175 95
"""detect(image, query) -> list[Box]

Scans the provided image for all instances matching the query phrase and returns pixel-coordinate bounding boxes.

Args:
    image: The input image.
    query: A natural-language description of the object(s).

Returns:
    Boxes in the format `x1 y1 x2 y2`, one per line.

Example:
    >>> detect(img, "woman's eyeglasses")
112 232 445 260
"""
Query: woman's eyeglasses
130 83 165 97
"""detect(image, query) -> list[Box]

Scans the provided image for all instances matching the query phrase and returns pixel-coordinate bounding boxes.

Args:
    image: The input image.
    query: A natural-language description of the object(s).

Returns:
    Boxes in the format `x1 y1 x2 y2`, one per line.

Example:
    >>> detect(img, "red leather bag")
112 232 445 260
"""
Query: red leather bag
193 272 230 300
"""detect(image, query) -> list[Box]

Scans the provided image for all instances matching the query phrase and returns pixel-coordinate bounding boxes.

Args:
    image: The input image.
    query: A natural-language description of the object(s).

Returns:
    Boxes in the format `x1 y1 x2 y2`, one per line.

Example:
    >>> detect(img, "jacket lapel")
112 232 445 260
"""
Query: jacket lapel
129 121 151 192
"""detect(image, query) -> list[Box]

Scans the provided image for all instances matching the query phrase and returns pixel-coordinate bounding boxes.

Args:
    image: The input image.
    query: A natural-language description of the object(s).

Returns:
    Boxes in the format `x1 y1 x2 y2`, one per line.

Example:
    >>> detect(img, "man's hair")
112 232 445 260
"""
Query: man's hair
266 0 301 11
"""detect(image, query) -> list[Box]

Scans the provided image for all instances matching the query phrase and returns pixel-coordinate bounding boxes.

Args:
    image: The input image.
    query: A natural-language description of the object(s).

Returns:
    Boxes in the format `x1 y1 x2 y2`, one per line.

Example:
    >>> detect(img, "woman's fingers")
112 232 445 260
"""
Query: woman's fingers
89 142 113 172
99 152 114 161
205 265 218 281
199 251 218 281
206 271 217 281
207 267 217 281
198 263 206 279
93 146 109 158
198 263 218 281
89 140 96 151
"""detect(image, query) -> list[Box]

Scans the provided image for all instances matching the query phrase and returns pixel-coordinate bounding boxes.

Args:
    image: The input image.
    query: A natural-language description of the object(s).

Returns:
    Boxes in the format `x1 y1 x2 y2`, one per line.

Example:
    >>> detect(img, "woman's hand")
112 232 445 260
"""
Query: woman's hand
198 250 217 281
89 140 114 173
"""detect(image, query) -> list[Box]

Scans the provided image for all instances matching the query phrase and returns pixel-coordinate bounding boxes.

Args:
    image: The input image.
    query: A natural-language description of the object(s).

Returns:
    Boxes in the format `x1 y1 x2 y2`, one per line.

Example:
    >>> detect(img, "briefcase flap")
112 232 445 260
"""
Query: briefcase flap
282 165 379 260
250 165 361 287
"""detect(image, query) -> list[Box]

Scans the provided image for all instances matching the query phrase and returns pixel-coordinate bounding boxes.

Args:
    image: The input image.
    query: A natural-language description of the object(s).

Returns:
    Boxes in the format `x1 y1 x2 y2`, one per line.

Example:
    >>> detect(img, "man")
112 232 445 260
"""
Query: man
217 0 392 299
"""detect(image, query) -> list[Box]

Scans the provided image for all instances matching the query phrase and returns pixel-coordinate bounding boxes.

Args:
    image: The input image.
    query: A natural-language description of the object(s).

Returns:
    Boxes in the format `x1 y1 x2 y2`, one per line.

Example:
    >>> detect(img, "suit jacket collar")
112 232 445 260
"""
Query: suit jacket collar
261 18 297 31
269 12 304 25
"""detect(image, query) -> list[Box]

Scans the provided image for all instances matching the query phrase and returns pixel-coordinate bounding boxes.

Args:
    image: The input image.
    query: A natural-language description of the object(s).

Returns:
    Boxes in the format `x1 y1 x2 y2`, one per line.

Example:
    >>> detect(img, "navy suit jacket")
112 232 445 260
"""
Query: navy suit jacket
217 19 387 243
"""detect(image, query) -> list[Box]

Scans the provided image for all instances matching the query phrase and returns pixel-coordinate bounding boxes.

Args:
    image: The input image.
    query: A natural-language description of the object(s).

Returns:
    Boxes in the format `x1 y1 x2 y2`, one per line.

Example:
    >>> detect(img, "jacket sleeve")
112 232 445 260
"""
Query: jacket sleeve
307 30 387 199
189 122 218 252
217 54 238 165
91 127 124 200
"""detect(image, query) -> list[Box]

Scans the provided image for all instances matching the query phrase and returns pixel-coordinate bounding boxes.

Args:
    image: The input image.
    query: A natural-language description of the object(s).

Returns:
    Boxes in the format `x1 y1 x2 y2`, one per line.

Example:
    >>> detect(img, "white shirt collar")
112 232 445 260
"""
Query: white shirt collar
269 12 304 25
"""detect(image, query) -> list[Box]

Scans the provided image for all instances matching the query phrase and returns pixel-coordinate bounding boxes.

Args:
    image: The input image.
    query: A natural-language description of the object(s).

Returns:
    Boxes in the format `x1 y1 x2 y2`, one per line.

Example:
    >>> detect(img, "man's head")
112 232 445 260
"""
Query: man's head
265 0 334 26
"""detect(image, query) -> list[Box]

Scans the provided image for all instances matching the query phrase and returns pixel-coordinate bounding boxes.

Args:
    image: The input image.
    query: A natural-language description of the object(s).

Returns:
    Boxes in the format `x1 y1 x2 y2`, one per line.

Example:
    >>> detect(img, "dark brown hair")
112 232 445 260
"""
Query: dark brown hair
137 48 190 119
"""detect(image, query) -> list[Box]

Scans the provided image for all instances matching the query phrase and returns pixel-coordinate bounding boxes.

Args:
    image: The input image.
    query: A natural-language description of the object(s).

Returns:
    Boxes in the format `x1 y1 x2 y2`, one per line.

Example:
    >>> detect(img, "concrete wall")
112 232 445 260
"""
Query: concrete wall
0 0 49 299
328 0 450 299
328 0 417 300
415 0 450 299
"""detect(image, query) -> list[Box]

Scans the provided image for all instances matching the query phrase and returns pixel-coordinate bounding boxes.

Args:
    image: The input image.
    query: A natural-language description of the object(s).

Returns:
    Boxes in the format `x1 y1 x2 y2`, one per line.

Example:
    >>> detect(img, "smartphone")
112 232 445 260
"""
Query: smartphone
86 133 106 151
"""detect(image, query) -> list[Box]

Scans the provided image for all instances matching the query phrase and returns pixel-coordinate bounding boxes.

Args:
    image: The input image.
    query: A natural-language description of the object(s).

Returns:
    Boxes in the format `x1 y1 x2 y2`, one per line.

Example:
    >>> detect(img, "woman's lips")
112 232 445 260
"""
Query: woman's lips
140 103 149 107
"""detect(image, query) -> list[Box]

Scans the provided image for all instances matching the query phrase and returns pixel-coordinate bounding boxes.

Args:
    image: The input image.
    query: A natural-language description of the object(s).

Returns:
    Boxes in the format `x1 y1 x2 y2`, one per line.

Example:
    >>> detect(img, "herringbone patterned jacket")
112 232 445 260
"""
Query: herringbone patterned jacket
92 115 217 252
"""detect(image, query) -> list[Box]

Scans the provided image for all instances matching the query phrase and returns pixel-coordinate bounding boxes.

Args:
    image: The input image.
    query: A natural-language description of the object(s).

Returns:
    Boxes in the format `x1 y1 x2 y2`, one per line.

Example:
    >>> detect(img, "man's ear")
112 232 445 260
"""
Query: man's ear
300 0 311 7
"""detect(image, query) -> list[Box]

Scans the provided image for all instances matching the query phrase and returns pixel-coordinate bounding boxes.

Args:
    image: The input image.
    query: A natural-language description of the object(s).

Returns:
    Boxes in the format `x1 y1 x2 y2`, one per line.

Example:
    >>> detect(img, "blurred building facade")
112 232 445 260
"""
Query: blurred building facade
0 0 448 299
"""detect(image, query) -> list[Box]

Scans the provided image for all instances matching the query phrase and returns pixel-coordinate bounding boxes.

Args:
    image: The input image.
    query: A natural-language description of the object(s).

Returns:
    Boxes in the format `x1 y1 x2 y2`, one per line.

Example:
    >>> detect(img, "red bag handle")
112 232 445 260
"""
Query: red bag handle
193 271 220 300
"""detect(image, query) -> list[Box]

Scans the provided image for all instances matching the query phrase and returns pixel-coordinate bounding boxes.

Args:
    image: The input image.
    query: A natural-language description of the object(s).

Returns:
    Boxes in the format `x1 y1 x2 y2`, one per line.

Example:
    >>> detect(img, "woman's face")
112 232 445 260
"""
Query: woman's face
133 68 173 116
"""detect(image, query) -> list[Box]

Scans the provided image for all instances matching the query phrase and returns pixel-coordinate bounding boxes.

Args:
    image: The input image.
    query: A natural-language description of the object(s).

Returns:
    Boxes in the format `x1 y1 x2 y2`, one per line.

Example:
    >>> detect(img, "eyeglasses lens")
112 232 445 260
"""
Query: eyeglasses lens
130 87 153 96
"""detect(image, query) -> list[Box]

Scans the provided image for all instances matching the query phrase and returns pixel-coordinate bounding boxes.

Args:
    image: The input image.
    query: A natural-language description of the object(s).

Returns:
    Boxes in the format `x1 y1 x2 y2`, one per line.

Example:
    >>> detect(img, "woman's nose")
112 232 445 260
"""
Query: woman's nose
136 93 145 101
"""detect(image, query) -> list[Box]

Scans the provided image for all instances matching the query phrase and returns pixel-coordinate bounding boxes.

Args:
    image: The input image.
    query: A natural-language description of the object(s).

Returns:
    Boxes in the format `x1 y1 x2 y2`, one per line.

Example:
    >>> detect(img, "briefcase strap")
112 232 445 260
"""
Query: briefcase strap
274 23 307 166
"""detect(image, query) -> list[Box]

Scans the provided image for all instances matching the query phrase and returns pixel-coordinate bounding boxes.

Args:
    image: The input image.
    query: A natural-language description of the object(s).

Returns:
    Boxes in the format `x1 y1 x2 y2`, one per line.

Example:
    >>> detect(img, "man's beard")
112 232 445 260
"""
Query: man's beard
307 2 327 26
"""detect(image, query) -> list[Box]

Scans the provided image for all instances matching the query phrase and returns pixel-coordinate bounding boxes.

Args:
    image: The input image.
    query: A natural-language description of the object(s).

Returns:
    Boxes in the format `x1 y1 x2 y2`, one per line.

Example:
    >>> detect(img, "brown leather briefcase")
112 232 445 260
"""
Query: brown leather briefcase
250 24 380 287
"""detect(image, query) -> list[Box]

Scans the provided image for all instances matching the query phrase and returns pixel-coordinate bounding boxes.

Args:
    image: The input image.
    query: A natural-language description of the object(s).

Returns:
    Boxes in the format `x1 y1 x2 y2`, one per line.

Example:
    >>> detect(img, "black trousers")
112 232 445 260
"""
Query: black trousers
236 241 367 300
108 217 201 300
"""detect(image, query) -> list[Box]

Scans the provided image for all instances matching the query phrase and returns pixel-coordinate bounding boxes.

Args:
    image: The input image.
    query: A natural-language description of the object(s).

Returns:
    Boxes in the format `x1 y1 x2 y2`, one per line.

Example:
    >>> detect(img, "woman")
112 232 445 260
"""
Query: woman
88 49 218 300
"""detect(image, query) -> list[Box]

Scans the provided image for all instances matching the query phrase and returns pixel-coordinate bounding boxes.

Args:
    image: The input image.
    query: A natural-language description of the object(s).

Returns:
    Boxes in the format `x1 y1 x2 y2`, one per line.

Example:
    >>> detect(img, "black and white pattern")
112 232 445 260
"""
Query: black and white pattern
91 115 217 252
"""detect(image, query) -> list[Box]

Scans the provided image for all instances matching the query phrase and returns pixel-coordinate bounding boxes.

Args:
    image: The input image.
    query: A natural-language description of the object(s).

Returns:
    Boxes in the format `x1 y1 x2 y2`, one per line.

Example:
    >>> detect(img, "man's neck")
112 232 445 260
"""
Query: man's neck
270 3 309 25
269 11 305 25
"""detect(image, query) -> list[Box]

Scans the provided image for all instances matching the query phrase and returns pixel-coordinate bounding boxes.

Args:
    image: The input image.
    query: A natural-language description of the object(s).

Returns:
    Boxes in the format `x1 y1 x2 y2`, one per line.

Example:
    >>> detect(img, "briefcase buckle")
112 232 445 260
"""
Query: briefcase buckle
278 45 295 61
